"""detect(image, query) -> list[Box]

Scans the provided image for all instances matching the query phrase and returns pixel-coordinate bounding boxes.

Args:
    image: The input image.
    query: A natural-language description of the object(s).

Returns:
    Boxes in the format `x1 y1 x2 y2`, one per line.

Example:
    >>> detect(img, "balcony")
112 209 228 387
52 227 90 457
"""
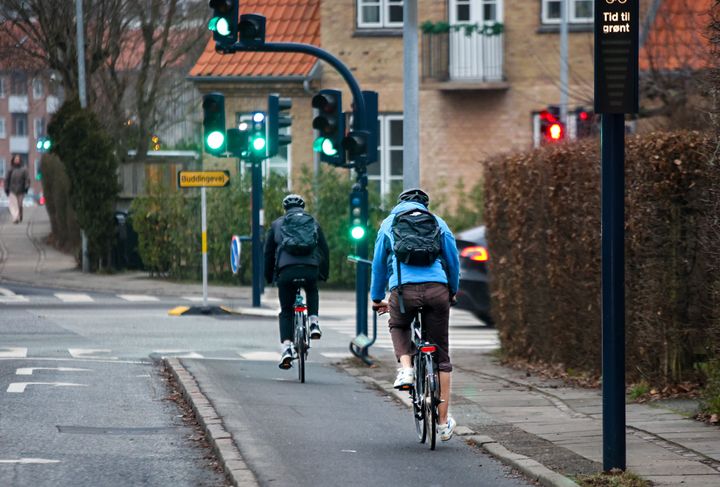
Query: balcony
421 29 508 90
10 136 29 153
9 95 28 113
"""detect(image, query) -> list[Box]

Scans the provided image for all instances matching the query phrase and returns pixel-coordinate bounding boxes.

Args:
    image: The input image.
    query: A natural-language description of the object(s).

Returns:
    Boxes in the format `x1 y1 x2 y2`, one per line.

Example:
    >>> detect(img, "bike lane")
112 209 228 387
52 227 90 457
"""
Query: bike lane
181 357 534 487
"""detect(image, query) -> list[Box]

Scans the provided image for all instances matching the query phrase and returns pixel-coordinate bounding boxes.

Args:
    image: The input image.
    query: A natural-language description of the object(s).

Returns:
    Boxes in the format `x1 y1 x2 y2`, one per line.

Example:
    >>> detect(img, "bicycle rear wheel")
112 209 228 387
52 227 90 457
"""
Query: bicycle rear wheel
295 313 306 383
412 354 426 443
424 355 439 450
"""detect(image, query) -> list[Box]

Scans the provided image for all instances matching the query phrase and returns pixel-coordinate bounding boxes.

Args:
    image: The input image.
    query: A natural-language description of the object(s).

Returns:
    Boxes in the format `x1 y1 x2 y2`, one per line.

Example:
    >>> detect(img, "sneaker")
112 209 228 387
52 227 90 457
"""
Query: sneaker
278 345 294 370
438 417 456 441
393 367 415 389
309 316 322 339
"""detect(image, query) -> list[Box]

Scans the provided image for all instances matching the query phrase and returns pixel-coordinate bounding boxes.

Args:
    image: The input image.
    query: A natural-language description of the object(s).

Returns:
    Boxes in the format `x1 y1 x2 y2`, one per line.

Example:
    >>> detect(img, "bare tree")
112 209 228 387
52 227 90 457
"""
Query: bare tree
0 0 206 158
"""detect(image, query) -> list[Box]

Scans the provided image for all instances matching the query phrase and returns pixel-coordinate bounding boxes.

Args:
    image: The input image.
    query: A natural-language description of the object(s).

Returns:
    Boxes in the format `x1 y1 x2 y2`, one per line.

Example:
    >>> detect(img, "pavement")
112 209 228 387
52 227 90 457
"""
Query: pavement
3 206 720 486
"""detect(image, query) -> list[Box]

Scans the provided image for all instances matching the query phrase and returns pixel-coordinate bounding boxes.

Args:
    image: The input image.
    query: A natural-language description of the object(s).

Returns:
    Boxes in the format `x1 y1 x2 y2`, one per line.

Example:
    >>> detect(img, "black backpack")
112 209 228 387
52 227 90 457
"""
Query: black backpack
391 208 442 266
280 211 318 256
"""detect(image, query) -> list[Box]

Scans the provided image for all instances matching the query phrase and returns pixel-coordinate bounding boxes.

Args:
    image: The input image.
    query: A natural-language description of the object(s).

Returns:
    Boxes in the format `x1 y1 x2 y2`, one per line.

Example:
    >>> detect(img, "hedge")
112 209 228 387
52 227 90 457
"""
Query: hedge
485 131 719 385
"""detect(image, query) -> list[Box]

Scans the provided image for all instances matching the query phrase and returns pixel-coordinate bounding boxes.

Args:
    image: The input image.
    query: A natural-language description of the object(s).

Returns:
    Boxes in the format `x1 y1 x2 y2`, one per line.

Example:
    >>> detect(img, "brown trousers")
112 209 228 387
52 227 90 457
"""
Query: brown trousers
388 282 452 372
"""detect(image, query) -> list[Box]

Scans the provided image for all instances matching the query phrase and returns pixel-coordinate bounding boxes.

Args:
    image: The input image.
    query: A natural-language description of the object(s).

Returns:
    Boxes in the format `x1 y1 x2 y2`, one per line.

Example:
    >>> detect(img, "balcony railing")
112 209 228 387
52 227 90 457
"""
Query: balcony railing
422 30 505 85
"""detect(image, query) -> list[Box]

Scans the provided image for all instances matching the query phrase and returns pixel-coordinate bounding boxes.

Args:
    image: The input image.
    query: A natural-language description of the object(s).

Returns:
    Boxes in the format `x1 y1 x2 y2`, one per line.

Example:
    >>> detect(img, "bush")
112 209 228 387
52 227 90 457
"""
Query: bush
485 131 718 385
40 153 81 254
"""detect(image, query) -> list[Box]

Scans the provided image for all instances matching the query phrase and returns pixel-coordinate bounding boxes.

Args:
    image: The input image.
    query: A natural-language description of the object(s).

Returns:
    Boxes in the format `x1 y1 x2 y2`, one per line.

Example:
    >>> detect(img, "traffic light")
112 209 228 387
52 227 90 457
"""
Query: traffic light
539 108 565 143
226 125 249 158
203 93 226 156
342 91 378 166
349 186 368 241
208 0 238 50
36 136 52 153
575 108 596 138
267 94 292 158
151 135 161 151
343 131 369 162
239 14 266 47
312 89 345 165
249 111 267 158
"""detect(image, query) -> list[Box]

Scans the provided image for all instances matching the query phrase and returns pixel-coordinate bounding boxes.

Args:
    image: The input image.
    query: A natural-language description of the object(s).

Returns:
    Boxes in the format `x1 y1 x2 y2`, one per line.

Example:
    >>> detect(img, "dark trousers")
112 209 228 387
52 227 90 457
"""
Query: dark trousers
277 265 319 343
388 282 452 372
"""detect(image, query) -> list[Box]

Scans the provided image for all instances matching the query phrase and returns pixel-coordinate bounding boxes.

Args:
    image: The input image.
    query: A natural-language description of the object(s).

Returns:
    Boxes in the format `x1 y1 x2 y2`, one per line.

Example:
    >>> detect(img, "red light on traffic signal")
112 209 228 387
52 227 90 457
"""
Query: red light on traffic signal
579 111 589 121
548 123 563 140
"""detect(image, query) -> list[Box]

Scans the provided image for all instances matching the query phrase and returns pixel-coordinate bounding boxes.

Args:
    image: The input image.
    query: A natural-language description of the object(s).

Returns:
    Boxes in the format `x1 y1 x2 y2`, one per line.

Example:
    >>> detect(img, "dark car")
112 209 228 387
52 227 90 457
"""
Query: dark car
455 225 492 326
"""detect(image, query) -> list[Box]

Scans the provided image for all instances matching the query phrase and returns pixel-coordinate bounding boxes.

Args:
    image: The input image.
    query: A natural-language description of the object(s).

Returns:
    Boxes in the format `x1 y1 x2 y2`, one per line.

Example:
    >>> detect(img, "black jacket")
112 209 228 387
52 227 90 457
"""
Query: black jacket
264 209 330 284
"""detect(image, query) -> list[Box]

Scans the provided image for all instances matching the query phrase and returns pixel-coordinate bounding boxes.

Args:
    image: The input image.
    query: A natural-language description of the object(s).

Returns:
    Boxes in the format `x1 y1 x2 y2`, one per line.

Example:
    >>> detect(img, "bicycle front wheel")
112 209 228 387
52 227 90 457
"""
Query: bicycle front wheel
412 354 426 443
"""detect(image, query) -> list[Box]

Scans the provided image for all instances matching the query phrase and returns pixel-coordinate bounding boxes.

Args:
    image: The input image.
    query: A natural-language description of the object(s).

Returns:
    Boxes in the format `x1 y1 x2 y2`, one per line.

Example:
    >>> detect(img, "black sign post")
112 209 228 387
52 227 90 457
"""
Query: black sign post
595 0 639 472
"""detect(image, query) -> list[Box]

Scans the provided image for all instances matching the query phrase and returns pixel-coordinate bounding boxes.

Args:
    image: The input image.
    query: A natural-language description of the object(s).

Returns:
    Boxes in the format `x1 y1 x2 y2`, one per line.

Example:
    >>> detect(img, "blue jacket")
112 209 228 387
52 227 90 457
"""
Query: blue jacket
370 201 460 302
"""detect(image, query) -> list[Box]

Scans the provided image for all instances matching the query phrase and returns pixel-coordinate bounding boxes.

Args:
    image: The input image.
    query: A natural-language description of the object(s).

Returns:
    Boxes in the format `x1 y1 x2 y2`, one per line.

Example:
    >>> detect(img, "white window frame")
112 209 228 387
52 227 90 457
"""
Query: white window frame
0 118 6 139
541 0 593 25
34 118 44 138
357 0 403 29
368 114 403 200
32 77 43 99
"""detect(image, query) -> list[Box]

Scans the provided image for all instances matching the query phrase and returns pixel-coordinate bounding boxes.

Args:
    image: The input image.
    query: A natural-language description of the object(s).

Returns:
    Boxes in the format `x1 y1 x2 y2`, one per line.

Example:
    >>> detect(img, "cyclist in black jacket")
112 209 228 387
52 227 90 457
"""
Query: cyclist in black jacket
264 194 330 369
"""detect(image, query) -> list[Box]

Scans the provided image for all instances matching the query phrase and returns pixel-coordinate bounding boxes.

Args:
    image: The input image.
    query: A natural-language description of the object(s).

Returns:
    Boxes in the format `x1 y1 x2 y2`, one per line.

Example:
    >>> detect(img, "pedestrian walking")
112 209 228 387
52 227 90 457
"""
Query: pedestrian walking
5 154 30 224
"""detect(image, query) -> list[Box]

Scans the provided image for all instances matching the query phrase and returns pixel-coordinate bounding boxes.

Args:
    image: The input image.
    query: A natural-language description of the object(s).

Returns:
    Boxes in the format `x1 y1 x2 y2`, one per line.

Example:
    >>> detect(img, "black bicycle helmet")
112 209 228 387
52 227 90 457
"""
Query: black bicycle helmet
282 194 305 210
397 188 430 207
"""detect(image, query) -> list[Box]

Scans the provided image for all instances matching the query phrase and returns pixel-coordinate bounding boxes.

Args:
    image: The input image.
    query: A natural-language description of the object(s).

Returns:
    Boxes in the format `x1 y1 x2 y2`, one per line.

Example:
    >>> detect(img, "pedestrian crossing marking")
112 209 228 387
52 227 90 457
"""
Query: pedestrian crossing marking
0 347 28 358
15 367 91 376
54 293 93 303
7 382 88 393
118 294 159 302
153 350 204 358
68 349 118 360
238 351 281 361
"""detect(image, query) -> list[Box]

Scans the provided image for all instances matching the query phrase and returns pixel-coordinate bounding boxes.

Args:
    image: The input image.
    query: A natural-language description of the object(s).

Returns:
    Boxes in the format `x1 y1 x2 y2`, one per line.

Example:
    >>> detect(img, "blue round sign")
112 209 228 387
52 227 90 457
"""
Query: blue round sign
230 235 241 275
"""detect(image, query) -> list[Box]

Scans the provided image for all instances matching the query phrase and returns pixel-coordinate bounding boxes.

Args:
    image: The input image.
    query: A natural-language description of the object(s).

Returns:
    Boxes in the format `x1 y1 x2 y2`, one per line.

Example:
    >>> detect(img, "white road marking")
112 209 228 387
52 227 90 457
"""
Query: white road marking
153 350 204 358
0 287 16 297
0 290 29 303
54 293 94 303
238 351 281 361
68 349 118 360
118 294 159 302
0 458 61 464
0 347 28 358
321 352 352 359
6 382 88 393
182 296 222 303
15 367 92 376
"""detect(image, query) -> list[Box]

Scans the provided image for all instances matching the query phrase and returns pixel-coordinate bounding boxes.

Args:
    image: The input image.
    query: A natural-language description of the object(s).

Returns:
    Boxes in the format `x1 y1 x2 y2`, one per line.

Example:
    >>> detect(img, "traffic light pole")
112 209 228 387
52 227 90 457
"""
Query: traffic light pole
354 170 370 356
250 154 264 307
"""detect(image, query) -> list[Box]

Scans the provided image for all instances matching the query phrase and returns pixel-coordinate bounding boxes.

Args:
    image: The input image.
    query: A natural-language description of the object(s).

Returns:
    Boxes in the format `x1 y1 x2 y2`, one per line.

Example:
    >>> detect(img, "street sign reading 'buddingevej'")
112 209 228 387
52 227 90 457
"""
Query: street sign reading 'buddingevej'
177 170 231 188
594 0 639 114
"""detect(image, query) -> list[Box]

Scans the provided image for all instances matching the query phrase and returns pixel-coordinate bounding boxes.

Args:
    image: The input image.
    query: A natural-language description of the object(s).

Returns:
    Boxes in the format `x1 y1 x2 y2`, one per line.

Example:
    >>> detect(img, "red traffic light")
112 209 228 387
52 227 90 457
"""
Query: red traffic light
548 123 563 140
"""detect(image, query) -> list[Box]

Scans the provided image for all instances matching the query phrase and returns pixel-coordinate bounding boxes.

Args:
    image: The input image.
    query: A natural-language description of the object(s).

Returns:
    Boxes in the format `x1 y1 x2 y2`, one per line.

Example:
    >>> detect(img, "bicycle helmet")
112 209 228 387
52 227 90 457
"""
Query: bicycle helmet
397 188 430 207
282 194 305 210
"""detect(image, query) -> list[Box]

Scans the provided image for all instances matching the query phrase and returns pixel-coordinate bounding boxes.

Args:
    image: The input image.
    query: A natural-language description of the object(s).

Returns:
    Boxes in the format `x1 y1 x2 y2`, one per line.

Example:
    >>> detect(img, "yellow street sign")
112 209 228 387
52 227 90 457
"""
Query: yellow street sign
177 170 230 188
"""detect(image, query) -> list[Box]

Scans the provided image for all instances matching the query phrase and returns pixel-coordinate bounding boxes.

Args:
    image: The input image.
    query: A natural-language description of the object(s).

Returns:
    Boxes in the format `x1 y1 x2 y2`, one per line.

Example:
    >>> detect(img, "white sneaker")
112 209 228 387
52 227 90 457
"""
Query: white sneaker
437 417 456 441
393 367 414 389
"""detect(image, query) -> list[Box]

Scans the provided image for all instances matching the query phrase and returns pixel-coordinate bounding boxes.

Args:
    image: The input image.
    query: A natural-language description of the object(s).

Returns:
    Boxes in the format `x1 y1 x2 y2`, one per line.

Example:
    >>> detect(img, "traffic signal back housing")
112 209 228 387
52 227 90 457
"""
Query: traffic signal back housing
267 95 292 158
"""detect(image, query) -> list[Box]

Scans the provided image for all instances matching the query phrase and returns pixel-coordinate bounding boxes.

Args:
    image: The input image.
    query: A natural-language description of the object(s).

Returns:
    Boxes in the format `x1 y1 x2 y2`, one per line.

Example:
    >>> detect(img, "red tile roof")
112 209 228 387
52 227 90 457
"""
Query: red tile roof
640 0 713 71
189 0 320 79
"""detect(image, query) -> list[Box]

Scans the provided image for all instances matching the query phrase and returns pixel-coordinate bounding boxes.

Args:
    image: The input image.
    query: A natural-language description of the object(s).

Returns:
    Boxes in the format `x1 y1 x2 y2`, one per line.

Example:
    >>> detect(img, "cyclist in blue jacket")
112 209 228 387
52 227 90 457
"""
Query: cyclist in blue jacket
370 188 460 441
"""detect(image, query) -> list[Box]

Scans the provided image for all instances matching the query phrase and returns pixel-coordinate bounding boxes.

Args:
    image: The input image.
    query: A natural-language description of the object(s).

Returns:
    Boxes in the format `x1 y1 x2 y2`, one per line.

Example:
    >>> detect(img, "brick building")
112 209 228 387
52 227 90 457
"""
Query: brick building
0 68 62 197
188 1 603 206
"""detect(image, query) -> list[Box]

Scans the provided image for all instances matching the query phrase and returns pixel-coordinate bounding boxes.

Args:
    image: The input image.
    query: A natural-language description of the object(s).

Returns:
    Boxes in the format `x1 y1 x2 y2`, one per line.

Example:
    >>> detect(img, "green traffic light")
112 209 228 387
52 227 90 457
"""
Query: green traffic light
208 17 219 31
320 138 338 156
252 136 266 152
350 225 366 240
206 130 225 150
43 139 51 151
216 17 230 36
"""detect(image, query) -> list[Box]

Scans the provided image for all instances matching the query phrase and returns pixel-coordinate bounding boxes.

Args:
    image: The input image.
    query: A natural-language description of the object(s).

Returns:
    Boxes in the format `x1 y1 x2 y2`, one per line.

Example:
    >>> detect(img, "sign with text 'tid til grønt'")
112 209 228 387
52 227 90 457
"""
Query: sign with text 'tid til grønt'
177 170 230 188
594 0 639 114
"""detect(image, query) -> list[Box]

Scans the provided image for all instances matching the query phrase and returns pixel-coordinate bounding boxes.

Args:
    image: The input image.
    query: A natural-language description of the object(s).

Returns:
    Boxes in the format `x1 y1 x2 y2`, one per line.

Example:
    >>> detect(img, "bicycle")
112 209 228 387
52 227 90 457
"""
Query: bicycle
402 307 441 450
292 278 310 383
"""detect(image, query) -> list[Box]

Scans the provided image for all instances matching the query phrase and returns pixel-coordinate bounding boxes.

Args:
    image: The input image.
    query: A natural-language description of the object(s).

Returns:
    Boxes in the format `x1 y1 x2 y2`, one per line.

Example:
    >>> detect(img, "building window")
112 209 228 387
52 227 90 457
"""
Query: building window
32 78 44 99
368 114 403 201
541 0 593 24
10 72 27 96
0 77 5 98
0 158 5 179
12 113 28 136
358 0 403 29
34 118 44 138
0 118 5 139
235 112 291 189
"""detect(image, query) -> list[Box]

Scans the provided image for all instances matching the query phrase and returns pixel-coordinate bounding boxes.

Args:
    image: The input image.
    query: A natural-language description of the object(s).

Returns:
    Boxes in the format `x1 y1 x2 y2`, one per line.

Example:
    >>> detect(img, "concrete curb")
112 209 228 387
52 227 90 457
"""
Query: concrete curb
352 370 580 487
164 358 259 487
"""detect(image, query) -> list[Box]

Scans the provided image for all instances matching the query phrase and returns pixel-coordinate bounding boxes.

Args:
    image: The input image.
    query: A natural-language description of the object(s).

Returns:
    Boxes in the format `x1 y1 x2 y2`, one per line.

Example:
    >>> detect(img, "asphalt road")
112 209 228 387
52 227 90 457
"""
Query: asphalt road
0 283 528 486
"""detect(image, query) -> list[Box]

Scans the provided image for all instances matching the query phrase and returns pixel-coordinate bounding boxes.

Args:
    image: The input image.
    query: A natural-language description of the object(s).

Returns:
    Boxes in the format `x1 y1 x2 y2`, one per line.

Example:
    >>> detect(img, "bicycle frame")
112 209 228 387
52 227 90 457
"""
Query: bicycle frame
293 286 310 383
409 310 441 450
